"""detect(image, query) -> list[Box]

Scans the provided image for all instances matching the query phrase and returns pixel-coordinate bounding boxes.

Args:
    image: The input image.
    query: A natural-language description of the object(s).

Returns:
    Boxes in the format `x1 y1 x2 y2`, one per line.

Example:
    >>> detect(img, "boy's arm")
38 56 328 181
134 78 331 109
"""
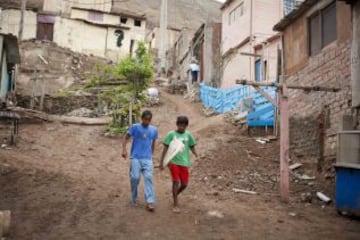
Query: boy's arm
190 146 198 158
159 144 169 170
122 134 131 159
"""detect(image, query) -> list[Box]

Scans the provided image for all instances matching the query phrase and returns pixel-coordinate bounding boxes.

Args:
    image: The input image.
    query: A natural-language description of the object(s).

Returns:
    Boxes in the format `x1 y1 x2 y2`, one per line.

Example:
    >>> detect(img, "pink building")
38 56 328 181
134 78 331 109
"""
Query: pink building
220 0 283 88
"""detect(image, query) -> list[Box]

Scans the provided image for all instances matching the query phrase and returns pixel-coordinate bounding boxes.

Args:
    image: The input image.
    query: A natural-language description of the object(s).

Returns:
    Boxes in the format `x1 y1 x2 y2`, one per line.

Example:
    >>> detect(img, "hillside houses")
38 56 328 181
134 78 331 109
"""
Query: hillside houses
0 0 147 61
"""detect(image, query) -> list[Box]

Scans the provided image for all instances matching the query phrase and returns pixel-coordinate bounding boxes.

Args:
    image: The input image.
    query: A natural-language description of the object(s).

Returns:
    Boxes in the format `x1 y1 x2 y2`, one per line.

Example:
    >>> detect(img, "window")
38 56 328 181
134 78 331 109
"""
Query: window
228 2 244 25
134 19 142 27
88 11 103 22
120 17 128 24
308 1 336 56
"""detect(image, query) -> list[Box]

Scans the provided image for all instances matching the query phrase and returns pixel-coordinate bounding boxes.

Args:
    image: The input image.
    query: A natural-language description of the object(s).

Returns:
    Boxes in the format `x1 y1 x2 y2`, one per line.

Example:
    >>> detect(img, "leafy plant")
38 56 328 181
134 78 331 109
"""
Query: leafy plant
88 41 154 135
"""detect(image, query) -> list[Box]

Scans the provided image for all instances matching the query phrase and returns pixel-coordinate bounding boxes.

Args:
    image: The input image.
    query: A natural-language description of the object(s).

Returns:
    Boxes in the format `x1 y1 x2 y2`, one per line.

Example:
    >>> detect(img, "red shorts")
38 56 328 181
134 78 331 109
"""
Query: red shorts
168 164 189 184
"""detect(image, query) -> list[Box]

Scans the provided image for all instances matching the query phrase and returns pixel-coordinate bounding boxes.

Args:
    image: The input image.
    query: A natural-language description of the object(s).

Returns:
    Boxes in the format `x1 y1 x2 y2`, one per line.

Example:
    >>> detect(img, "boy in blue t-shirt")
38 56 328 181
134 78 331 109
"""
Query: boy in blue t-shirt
122 110 158 212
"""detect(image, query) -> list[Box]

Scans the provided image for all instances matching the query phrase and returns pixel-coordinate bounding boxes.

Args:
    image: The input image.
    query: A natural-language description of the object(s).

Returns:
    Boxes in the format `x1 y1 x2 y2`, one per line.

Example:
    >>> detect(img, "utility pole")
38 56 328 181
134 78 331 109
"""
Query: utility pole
19 0 27 41
159 0 168 75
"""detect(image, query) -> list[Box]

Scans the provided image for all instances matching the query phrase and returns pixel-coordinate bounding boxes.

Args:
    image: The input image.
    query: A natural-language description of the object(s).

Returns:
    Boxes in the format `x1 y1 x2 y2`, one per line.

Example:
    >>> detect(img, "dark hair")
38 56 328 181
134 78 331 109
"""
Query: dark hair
176 116 189 125
141 110 153 119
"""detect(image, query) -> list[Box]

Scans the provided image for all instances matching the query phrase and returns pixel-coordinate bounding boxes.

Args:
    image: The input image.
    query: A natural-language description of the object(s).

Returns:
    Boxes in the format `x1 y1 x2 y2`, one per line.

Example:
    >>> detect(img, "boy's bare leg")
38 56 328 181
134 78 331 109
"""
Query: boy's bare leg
172 181 181 213
177 183 187 195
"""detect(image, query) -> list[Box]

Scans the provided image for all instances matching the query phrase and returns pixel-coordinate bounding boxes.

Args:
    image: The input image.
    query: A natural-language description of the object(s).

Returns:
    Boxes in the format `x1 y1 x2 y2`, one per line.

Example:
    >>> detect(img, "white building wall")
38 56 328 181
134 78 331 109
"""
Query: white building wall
0 9 37 40
54 17 107 58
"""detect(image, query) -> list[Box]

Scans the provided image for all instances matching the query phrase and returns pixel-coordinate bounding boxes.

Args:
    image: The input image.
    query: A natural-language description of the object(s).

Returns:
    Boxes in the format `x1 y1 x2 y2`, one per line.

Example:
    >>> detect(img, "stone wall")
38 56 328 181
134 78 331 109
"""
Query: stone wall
17 95 98 115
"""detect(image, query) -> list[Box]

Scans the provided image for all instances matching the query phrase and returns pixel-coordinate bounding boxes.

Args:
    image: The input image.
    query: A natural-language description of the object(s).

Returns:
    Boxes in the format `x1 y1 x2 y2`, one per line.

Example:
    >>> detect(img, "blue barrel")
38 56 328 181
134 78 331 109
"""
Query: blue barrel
334 163 360 216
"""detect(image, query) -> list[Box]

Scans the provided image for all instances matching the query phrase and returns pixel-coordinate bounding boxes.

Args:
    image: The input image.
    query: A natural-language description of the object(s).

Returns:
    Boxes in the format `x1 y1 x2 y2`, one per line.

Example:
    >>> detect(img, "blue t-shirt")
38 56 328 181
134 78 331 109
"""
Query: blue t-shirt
127 123 158 159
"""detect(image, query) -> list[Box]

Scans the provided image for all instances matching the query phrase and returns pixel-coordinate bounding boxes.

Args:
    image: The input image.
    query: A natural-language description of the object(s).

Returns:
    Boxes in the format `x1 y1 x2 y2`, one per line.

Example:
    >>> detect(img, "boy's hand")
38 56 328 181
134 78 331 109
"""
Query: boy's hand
122 150 128 159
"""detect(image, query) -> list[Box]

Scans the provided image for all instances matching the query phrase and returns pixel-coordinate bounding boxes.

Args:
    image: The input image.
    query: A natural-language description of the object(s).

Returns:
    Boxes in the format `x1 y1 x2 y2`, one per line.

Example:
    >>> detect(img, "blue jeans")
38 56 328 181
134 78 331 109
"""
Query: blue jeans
129 158 155 204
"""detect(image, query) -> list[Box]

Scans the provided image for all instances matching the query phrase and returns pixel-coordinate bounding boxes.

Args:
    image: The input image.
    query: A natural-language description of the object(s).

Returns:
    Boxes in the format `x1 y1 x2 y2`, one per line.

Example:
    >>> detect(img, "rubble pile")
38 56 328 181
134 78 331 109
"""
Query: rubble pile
224 110 248 126
167 80 187 95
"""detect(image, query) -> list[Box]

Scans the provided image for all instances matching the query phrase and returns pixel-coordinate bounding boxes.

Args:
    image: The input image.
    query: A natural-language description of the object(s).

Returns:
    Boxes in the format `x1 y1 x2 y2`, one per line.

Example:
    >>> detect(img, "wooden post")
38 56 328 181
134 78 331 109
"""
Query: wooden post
30 70 37 109
39 78 46 111
279 84 290 202
19 0 27 41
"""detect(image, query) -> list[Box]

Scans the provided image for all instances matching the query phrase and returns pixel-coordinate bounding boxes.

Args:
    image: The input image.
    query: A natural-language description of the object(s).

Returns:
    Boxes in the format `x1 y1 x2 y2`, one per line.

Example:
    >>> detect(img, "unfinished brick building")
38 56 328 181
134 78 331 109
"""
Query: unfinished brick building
274 0 359 171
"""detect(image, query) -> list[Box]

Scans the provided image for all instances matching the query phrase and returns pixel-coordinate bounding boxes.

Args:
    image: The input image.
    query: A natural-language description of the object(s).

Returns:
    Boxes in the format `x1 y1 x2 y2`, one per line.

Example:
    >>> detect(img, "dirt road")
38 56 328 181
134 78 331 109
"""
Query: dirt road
0 91 359 240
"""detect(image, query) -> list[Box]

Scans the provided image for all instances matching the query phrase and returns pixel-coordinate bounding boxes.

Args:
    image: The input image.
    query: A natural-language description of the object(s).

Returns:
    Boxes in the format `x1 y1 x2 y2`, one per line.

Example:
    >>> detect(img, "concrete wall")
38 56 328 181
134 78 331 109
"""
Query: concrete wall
0 9 37 40
283 1 353 169
254 37 281 81
222 0 251 53
203 22 222 86
60 0 112 16
352 1 360 107
221 0 282 88
253 0 282 45
43 0 62 13
70 8 119 26
222 42 251 88
147 27 180 52
54 17 108 58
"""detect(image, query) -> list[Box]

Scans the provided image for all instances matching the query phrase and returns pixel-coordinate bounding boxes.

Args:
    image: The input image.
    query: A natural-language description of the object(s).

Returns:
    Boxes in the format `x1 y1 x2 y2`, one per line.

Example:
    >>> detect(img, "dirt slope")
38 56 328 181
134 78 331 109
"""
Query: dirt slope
0 90 359 240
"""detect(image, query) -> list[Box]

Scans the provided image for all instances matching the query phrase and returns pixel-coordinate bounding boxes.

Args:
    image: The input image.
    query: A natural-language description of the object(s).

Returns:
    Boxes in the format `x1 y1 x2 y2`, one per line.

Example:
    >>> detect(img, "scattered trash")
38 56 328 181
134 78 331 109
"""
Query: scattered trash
257 137 270 143
1 144 7 149
300 192 312 203
292 172 316 180
317 192 331 203
289 163 303 171
297 174 316 180
202 107 216 117
288 212 297 217
232 188 257 195
144 87 160 107
256 139 267 144
66 108 96 118
207 210 224 219
206 191 219 196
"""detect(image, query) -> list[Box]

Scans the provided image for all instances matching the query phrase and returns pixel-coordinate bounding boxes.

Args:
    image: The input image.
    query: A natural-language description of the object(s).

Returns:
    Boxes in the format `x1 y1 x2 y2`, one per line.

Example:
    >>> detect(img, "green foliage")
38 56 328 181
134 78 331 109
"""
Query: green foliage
87 41 154 135
87 63 116 88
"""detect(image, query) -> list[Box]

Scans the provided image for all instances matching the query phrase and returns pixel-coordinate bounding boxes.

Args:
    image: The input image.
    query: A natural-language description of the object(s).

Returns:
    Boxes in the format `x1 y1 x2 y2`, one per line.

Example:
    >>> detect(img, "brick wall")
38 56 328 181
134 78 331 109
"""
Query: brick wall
287 41 353 170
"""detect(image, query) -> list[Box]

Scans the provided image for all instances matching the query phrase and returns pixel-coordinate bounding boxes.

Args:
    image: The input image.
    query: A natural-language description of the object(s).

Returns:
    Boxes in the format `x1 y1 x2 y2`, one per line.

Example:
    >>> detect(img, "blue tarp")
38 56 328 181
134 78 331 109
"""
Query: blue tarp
200 84 250 113
200 84 276 127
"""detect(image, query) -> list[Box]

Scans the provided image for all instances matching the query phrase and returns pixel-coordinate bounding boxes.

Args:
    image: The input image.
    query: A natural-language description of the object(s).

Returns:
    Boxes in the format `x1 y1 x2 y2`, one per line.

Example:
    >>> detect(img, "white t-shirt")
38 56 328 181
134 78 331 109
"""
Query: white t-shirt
190 63 200 72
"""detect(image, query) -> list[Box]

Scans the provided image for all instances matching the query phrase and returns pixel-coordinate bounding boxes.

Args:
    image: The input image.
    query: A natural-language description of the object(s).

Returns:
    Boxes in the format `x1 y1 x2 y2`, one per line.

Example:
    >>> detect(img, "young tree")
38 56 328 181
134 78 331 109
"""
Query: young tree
92 41 154 134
